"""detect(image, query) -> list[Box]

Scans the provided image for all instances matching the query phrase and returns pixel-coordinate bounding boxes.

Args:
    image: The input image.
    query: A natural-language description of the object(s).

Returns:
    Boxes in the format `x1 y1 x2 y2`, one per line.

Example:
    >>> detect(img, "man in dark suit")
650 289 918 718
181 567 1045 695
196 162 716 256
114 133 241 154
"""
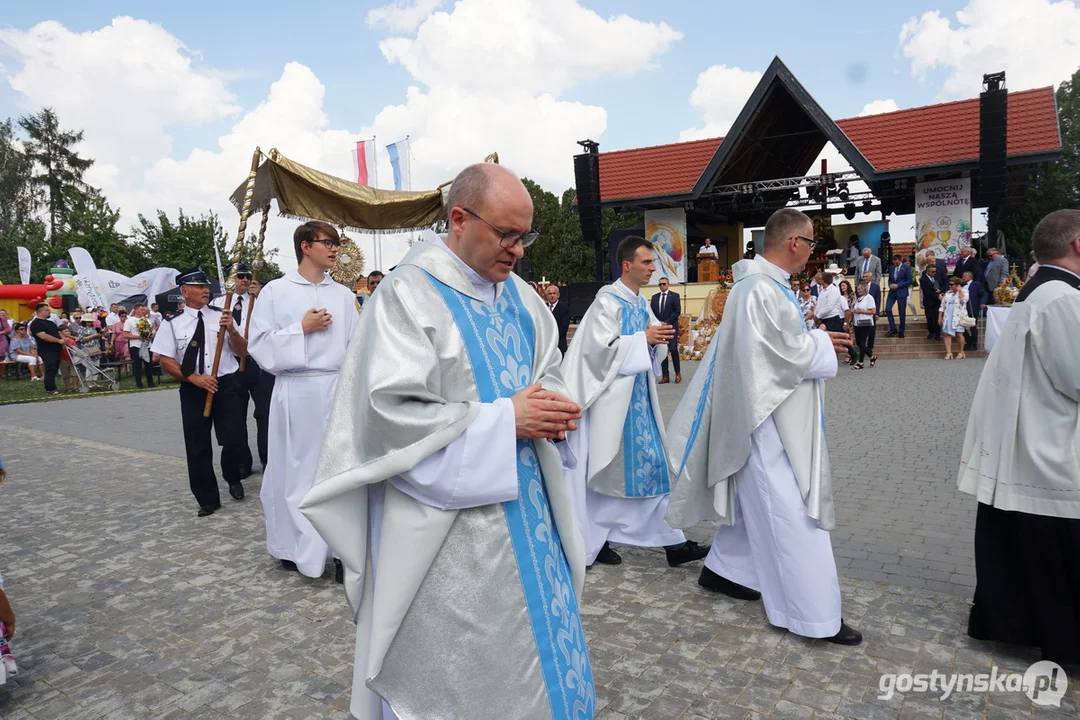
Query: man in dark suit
925 251 949 294
920 265 943 339
953 245 980 279
885 255 912 338
960 271 987 351
544 285 571 355
651 277 681 383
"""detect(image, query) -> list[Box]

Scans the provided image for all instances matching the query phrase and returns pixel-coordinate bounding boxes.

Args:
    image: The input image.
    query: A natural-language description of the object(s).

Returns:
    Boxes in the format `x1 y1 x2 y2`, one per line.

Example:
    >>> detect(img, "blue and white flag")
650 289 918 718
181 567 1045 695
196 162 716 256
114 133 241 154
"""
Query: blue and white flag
386 139 410 191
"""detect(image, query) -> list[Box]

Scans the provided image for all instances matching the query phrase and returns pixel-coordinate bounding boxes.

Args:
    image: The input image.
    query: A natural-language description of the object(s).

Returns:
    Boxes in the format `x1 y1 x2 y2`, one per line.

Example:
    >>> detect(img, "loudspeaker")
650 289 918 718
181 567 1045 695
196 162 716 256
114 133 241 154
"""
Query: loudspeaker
574 150 603 281
61 294 78 314
979 79 1008 207
568 281 604 322
516 257 535 282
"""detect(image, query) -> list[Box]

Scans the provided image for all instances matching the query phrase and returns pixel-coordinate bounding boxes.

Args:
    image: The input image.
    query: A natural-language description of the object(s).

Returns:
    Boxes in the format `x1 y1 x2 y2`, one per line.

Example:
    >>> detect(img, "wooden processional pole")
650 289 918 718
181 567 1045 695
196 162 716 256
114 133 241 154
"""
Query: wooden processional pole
239 203 270 372
204 147 261 417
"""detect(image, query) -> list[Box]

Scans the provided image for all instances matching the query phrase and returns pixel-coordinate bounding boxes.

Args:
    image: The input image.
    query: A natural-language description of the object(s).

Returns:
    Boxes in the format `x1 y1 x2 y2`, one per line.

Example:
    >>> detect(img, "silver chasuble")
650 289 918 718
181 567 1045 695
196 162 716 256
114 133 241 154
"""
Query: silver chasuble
665 256 836 532
561 283 670 499
299 240 594 720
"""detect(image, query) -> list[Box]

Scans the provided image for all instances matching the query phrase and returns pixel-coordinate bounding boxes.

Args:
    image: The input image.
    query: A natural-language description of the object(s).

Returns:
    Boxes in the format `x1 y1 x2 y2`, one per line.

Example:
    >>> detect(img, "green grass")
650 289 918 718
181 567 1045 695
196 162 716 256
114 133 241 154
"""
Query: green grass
0 365 179 405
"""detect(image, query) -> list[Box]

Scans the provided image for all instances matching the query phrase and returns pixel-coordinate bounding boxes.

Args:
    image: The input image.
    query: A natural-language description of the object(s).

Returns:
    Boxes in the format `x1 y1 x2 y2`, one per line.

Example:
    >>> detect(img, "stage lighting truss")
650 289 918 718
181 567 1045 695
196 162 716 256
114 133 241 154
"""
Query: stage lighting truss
705 171 906 214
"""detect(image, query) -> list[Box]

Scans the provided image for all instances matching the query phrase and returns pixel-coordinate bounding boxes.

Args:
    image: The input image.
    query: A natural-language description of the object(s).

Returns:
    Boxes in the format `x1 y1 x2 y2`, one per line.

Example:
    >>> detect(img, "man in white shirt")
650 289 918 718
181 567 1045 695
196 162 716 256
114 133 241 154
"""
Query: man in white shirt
698 238 719 257
814 269 845 333
123 304 155 389
105 304 121 327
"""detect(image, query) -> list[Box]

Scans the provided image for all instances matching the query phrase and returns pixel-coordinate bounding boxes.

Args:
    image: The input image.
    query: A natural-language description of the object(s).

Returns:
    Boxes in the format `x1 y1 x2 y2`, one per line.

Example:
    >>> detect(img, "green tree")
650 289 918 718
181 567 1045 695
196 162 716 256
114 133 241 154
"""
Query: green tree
522 181 643 284
0 119 48 284
54 190 149 277
19 108 94 238
1000 66 1080 262
130 209 282 282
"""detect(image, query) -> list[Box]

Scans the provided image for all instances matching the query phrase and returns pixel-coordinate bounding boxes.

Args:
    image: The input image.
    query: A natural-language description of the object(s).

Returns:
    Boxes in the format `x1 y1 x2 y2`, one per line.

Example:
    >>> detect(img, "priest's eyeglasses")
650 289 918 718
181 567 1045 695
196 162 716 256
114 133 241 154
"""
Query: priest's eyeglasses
463 208 539 249
794 235 818 250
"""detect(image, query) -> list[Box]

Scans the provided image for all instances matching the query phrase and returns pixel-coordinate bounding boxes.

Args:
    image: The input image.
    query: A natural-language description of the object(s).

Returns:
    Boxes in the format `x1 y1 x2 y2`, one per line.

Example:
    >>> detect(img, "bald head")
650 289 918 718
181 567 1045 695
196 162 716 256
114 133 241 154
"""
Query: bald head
446 163 531 225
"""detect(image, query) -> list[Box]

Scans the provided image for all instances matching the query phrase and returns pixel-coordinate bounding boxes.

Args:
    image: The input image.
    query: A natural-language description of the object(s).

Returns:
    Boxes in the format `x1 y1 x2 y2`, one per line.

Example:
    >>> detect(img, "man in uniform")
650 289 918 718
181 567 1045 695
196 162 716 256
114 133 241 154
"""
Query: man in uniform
151 269 249 517
214 262 274 477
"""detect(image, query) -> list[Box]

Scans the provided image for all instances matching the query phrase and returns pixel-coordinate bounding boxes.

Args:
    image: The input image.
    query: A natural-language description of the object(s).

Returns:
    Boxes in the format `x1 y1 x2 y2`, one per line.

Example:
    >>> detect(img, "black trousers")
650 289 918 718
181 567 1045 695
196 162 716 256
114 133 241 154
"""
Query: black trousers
965 321 980 350
854 325 874 363
924 301 941 335
236 357 275 470
40 352 60 392
131 348 155 388
178 372 246 508
661 337 681 379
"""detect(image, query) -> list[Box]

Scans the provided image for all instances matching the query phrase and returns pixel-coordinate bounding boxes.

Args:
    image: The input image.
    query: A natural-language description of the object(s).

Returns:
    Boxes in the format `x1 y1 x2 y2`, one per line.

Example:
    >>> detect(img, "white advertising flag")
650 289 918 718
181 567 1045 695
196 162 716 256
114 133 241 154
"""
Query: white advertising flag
17 246 31 284
68 247 109 309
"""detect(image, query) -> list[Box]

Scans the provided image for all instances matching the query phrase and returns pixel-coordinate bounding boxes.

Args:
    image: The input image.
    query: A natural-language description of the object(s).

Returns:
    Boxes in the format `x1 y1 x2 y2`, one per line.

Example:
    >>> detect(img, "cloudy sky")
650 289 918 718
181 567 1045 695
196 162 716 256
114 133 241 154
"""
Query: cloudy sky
2 0 1079 271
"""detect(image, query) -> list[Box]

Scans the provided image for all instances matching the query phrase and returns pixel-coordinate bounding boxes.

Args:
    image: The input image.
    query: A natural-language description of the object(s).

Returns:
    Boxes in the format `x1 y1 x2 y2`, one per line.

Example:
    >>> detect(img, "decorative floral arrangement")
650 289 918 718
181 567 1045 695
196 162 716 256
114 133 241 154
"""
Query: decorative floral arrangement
136 318 154 343
994 278 1024 306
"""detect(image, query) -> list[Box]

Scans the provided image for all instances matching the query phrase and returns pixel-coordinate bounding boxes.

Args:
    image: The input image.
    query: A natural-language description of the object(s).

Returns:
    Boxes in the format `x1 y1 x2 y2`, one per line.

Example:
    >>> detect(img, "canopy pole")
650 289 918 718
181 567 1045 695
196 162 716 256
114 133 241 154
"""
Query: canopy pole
205 147 261 417
239 202 270 372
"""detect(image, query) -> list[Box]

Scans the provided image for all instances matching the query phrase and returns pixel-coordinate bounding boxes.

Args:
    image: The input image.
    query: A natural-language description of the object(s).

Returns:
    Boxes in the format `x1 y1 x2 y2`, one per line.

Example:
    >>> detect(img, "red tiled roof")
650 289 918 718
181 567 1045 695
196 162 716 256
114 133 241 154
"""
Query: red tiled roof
598 87 1060 202
836 86 1060 172
599 136 722 203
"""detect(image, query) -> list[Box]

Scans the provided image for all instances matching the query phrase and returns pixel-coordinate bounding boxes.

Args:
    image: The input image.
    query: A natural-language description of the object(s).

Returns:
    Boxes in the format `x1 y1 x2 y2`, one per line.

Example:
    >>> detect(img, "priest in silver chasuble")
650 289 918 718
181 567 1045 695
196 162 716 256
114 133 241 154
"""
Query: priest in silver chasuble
561 236 708 568
958 209 1080 665
300 164 595 720
665 208 862 646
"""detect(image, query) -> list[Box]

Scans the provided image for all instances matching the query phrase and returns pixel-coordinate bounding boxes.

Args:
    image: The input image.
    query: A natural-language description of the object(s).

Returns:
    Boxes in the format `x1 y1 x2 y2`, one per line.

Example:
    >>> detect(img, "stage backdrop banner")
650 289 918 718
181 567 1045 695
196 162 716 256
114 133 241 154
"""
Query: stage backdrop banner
644 208 686 283
915 178 971 268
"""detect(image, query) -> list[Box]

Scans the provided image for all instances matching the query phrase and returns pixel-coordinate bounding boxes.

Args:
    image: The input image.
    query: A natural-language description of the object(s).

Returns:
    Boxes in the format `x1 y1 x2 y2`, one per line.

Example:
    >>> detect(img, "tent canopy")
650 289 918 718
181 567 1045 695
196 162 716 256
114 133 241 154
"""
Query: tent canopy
229 151 445 232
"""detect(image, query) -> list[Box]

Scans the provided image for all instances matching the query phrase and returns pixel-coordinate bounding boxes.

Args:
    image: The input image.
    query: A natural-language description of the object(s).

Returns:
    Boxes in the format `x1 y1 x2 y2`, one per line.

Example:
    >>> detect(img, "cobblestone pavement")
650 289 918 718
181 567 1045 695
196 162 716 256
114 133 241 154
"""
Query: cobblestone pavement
1 358 1077 719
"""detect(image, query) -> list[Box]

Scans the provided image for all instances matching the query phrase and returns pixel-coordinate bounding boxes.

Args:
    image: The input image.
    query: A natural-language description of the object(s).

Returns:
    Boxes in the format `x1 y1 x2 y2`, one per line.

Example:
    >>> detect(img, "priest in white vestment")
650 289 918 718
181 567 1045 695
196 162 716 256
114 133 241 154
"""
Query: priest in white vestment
958 209 1080 665
248 221 359 580
665 208 862 645
561 236 708 568
300 164 594 720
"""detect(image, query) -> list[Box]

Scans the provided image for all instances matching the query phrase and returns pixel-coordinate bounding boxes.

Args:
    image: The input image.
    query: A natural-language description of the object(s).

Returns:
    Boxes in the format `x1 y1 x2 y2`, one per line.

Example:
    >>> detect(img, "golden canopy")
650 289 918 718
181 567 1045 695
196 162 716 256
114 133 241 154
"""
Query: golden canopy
229 150 445 231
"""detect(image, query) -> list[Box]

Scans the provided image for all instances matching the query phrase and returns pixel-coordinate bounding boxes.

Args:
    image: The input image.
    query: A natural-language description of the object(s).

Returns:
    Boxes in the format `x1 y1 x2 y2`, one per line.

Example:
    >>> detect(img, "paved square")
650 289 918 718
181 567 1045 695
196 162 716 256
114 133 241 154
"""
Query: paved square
1 358 1077 718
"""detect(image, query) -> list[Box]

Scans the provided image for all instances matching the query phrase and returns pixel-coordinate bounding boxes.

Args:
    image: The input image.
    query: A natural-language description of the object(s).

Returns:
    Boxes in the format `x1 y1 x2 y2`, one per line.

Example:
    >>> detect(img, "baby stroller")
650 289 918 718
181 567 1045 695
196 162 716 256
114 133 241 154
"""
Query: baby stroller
68 342 121 392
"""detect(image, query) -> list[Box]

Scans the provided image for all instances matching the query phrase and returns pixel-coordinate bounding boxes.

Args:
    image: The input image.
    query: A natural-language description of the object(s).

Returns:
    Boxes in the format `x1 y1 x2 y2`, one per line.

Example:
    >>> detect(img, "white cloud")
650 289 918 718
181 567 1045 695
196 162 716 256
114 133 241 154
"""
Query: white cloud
900 0 1080 98
0 17 239 189
378 0 682 96
366 0 444 32
858 98 899 116
1 3 680 271
679 65 762 141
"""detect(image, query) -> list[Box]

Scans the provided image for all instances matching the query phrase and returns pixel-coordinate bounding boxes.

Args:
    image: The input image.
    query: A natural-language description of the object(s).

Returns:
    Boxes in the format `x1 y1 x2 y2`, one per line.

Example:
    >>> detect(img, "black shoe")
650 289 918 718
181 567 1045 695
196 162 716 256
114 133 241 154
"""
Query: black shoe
593 542 622 566
239 467 253 480
666 540 709 567
229 483 245 501
898 331 905 338
885 330 897 337
926 332 934 339
197 503 221 517
280 559 299 572
697 566 761 600
823 620 863 646
334 559 344 584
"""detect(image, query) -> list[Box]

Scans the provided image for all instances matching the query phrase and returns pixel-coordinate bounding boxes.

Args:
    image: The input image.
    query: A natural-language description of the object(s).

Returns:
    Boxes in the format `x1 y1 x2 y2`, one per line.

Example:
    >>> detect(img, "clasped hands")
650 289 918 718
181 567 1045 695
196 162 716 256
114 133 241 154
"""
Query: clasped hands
511 383 582 441
816 326 855 353
644 323 675 346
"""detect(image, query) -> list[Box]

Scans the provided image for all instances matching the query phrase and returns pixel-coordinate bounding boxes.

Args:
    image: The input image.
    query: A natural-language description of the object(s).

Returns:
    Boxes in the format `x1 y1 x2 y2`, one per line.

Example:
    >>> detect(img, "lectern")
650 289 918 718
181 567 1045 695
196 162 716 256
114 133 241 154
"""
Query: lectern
697 254 719 283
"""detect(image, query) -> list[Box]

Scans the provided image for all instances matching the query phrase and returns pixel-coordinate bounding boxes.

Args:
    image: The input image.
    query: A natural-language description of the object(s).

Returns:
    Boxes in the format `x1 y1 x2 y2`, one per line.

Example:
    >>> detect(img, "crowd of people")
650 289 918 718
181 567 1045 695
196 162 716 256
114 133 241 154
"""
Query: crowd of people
2 301 166 394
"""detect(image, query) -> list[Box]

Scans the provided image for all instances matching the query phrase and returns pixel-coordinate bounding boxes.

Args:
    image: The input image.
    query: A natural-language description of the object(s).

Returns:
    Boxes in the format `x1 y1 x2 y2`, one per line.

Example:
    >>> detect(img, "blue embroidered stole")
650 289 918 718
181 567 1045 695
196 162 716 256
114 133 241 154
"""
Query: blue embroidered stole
611 293 670 498
424 272 594 720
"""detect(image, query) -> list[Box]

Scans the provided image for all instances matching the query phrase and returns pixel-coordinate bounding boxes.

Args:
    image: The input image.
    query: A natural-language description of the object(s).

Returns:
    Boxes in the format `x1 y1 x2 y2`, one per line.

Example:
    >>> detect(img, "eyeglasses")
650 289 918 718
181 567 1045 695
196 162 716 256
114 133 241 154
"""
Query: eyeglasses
793 235 818 250
801 287 811 292
463 208 539 249
305 238 341 250
235 273 252 280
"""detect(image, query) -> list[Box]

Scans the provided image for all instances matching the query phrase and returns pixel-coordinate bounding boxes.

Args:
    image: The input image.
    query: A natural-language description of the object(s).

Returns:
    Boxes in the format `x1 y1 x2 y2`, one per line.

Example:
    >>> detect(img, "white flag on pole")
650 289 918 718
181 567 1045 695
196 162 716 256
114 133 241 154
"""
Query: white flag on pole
16 246 31 284
68 247 110 309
